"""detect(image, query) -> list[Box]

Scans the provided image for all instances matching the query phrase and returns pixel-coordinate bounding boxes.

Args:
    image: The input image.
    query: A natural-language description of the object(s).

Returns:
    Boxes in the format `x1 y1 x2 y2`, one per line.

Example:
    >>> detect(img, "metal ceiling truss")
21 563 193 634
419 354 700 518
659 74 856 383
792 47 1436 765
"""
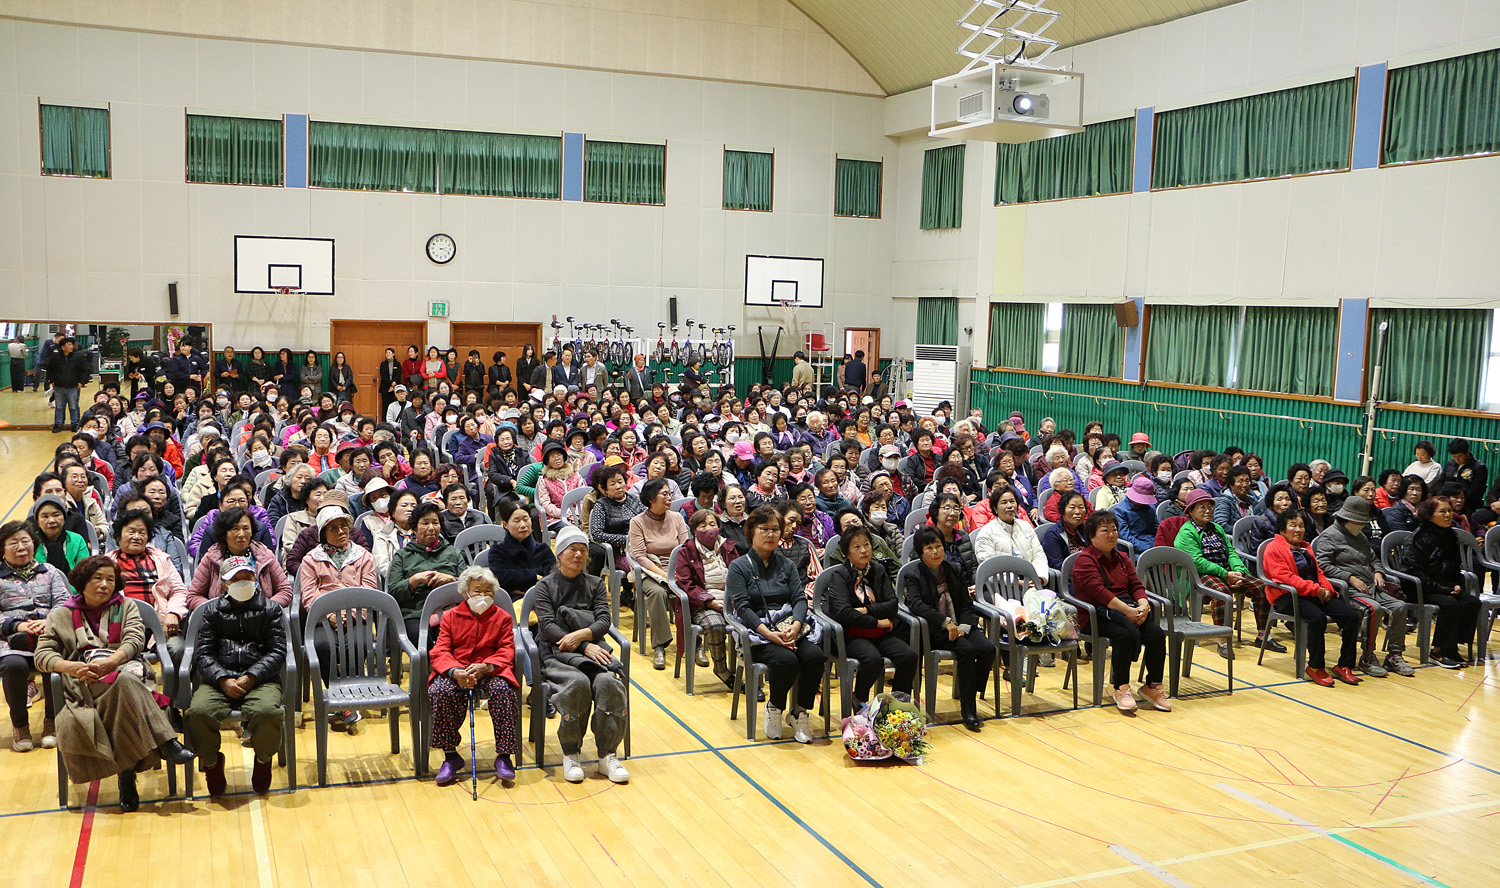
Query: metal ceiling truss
956 0 1062 72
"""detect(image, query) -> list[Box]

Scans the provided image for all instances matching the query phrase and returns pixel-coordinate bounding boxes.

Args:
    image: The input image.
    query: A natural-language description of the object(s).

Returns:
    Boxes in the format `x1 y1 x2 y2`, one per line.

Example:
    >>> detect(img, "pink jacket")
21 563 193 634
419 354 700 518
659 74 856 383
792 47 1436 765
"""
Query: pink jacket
109 546 190 620
187 541 293 609
299 543 378 611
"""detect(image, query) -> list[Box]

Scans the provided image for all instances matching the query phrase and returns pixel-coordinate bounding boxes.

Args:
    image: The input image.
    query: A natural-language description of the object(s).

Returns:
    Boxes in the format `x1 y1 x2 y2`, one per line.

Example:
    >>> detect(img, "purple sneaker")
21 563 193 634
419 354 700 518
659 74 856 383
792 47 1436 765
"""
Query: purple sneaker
435 757 463 787
495 755 516 782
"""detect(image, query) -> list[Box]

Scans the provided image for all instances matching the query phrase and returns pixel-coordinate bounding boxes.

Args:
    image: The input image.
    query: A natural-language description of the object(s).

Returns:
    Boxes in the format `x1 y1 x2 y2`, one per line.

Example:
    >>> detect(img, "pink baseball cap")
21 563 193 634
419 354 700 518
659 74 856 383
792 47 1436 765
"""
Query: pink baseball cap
733 440 755 460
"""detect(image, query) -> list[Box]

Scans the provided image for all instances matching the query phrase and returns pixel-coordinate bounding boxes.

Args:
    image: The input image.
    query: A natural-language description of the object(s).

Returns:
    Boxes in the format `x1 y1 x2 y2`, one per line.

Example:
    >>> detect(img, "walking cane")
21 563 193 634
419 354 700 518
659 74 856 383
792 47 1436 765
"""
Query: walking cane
468 688 479 801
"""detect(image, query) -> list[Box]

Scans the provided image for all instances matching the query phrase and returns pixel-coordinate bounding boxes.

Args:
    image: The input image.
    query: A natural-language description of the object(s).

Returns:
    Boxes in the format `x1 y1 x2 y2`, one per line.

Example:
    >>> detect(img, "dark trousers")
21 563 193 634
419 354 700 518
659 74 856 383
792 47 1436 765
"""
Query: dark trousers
404 616 441 652
845 632 918 704
927 626 996 703
1424 589 1482 656
1 654 56 727
1274 594 1360 670
752 639 827 712
9 358 25 392
1096 603 1167 688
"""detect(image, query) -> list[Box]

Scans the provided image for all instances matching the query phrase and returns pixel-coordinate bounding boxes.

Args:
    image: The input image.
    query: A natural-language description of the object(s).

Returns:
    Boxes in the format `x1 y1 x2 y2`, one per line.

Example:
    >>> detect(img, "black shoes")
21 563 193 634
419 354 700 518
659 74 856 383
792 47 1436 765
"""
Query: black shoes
158 739 197 765
1253 635 1288 654
961 701 983 732
117 768 140 813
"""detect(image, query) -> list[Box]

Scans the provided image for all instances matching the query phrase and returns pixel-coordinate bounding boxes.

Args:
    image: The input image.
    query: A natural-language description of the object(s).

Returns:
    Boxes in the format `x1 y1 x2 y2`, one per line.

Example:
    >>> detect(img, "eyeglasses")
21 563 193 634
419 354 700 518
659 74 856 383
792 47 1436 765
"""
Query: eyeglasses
939 505 963 514
753 525 780 536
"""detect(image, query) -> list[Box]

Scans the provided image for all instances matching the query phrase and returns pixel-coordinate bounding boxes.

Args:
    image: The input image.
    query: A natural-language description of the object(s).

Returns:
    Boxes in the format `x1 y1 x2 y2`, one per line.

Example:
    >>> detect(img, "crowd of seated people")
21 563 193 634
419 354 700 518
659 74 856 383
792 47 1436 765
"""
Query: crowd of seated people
2 336 1492 813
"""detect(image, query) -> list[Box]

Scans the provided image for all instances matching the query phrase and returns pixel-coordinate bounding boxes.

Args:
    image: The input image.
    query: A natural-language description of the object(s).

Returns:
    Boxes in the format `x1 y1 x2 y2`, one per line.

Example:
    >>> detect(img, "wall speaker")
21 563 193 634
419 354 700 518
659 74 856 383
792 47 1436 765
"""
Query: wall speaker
669 296 678 328
168 282 179 316
1113 300 1138 328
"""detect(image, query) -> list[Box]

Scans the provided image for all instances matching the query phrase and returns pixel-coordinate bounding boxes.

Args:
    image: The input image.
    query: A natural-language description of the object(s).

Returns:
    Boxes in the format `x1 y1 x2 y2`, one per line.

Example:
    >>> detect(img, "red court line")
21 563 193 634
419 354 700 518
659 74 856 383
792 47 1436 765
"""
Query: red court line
68 782 100 888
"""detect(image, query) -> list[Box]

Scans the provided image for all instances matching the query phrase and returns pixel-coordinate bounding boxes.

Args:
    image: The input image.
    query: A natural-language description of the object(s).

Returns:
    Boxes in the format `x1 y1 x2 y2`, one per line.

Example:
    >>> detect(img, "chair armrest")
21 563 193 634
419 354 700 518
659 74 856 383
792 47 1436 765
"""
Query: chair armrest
303 632 323 688
1142 590 1174 631
1059 592 1101 640
970 598 1012 638
897 604 929 654
606 626 632 682
280 609 299 692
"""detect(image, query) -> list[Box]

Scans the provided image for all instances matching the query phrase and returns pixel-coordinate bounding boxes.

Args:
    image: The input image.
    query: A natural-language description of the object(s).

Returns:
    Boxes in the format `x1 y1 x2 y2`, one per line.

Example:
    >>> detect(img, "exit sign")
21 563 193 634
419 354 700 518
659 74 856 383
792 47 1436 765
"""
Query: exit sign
428 301 449 318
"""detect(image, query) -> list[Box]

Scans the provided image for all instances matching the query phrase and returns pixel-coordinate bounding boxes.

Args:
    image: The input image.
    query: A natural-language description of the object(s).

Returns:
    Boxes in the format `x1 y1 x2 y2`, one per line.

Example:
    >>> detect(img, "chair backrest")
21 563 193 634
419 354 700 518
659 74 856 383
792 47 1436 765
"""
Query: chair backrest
1486 524 1500 565
302 586 405 683
190 514 209 544
78 520 99 554
810 566 838 618
1231 515 1259 557
1039 488 1057 516
273 515 289 553
465 508 490 526
1059 551 1081 596
894 559 922 601
665 545 683 593
1454 527 1481 573
670 497 693 517
415 581 510 652
1172 470 1194 485
1137 546 1201 613
254 469 278 494
974 554 1042 605
1155 501 1173 523
903 509 926 536
559 486 591 526
1118 459 1147 477
1033 521 1054 538
822 535 840 564
1380 529 1412 575
911 491 930 515
900 534 916 565
454 524 509 566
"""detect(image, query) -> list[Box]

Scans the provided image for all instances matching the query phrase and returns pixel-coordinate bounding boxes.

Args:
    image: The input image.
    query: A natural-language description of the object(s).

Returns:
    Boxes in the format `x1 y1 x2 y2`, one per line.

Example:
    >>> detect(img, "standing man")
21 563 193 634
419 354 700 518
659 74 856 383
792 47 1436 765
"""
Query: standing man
35 329 62 394
162 338 206 394
530 351 560 394
624 353 653 404
215 346 242 393
790 351 815 390
580 349 610 392
8 335 29 392
554 345 580 393
844 350 868 396
44 336 90 433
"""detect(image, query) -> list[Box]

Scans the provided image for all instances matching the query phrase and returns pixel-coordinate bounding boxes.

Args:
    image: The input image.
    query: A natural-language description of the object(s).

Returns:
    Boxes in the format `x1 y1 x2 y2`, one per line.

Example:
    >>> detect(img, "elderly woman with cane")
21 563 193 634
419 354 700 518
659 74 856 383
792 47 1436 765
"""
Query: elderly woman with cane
428 565 520 788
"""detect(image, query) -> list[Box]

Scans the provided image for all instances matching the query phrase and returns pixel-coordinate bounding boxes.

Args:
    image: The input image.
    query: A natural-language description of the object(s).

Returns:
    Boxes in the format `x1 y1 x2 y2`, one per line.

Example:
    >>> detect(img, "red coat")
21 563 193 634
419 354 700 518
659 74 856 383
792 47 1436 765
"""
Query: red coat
1155 515 1188 548
1260 534 1331 605
428 600 517 687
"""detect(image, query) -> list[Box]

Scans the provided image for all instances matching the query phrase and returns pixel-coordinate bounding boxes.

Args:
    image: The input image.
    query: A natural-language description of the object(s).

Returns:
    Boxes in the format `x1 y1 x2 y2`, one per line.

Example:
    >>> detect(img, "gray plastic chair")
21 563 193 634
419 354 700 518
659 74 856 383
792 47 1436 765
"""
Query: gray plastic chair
1379 531 1436 664
1477 527 1500 660
900 534 916 565
1057 552 1110 707
894 560 971 725
559 486 590 525
1453 528 1499 662
515 584 631 769
663 546 701 694
1118 459 1147 477
903 508 926 536
911 491 930 516
453 524 508 566
670 497 693 517
301 586 420 786
411 582 524 776
52 603 187 807
1136 547 1234 697
1254 539 1308 676
973 555 1080 717
78 519 99 555
1155 501 1174 523
176 601 299 795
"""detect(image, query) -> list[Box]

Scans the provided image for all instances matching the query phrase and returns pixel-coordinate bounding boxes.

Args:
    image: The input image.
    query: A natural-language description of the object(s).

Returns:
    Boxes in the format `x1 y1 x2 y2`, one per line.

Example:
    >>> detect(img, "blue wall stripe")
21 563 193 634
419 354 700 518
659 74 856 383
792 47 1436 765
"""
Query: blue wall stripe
1122 297 1145 383
1334 297 1369 402
562 132 585 201
284 114 308 188
1132 107 1154 193
1352 64 1388 170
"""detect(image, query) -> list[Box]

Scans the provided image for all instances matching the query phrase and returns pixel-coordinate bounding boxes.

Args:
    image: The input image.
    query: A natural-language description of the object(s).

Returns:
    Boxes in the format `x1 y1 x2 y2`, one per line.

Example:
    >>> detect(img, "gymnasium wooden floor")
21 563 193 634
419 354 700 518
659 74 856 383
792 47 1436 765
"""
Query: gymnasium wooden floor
0 419 1497 887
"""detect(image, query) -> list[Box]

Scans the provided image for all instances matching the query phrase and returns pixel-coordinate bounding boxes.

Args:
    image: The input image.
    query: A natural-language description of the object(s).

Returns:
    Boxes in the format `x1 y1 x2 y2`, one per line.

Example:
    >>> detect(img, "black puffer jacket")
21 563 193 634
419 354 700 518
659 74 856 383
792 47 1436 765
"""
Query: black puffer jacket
1402 521 1464 598
192 590 287 686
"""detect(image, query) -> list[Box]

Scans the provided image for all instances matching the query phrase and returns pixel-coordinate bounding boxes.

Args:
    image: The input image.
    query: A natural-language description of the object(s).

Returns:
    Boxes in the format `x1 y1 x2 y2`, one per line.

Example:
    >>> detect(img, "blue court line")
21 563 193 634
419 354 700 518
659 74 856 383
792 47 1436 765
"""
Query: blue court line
629 679 884 888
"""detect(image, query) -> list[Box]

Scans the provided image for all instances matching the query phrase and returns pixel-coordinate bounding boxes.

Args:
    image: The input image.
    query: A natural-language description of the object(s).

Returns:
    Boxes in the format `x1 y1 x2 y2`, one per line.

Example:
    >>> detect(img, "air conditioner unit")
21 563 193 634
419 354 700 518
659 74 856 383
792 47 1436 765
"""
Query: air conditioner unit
912 344 972 417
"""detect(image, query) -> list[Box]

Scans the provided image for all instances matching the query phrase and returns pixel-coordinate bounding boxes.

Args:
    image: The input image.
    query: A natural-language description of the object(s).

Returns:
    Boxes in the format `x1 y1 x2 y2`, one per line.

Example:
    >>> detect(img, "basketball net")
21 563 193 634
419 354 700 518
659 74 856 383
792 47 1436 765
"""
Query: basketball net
778 297 801 346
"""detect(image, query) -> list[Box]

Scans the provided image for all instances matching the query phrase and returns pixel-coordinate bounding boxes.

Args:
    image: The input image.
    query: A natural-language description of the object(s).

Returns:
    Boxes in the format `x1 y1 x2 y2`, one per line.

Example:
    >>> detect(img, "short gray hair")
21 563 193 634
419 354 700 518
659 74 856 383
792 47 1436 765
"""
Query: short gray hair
457 565 499 596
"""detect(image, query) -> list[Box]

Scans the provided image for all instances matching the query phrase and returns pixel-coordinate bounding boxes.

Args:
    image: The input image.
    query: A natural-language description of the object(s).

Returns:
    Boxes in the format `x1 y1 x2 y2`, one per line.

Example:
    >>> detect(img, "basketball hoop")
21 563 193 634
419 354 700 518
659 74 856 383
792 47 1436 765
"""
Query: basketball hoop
272 287 297 297
775 295 801 341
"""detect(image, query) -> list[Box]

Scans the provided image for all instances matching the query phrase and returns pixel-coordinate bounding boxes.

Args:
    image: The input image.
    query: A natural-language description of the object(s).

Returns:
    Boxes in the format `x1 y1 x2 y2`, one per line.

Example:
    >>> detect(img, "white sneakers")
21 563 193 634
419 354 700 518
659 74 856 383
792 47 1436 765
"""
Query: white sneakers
599 754 630 783
763 704 784 740
561 754 585 783
786 709 813 744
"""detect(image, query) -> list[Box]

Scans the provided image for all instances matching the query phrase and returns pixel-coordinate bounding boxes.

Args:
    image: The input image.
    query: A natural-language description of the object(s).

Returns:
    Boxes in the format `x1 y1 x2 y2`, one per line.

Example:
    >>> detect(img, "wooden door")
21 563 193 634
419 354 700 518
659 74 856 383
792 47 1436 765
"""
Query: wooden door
330 319 428 418
845 327 881 366
450 322 542 397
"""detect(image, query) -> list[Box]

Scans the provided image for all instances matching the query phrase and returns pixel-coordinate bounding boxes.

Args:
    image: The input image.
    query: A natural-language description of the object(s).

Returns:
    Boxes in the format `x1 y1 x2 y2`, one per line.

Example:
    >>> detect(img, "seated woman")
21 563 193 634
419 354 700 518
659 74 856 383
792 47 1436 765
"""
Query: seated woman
267 462 315 528
792 485 836 550
746 463 785 510
1042 467 1092 522
189 477 274 557
825 525 917 707
1401 497 1482 669
1175 489 1276 656
1247 481 1300 553
446 415 492 473
1382 475 1427 533
903 527 995 731
0 521 68 751
28 496 88 574
187 506 293 609
1262 510 1364 686
1040 492 1091 571
533 441 584 529
927 492 978 586
773 500 822 595
533 527 630 783
629 452 683 503
184 556 286 796
35 556 196 812
1069 512 1171 714
108 509 190 660
1302 488 1333 537
673 509 740 686
717 484 751 554
280 475 330 554
483 499 556 600
728 506 827 743
1147 455 1177 501
974 485 1049 579
1090 462 1131 511
438 483 483 543
827 509 900 584
427 565 520 787
388 502 465 644
300 504 379 731
628 479 690 671
1345 477 1392 543
186 455 238 527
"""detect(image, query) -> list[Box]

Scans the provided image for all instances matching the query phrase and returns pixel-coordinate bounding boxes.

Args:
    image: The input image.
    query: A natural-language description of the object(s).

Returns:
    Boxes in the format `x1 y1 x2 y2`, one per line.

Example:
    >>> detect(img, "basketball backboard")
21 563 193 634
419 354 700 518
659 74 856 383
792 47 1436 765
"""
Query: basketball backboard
234 235 335 295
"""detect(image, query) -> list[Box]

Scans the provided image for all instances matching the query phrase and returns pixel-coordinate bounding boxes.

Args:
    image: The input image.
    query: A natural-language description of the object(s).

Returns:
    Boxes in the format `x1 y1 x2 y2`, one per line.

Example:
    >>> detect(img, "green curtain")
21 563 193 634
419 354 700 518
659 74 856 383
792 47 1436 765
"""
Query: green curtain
41 105 110 178
1237 306 1336 396
995 117 1133 204
585 140 666 205
916 297 958 346
1371 308 1491 410
723 150 772 211
1153 78 1354 189
920 144 966 230
1144 305 1238 387
439 130 560 199
1057 304 1123 378
186 115 283 186
309 122 439 193
835 158 882 217
987 302 1044 370
1384 48 1500 164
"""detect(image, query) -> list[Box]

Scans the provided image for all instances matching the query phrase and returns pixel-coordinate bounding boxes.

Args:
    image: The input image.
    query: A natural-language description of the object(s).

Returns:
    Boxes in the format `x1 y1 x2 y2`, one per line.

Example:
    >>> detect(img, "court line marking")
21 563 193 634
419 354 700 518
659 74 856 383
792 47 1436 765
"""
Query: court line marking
629 678 884 888
1215 783 1453 888
1108 845 1194 888
66 782 99 888
242 748 276 888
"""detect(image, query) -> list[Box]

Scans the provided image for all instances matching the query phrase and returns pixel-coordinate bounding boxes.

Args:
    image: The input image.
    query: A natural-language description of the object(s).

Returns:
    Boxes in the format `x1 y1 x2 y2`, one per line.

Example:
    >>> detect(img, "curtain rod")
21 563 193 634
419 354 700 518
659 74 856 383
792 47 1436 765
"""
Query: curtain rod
971 381 1363 430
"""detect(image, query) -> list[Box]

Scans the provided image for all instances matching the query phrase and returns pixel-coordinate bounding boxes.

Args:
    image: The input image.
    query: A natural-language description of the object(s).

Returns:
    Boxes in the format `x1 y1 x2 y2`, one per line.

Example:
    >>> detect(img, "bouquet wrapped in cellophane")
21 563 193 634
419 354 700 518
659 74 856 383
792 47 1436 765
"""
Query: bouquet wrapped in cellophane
841 692 932 764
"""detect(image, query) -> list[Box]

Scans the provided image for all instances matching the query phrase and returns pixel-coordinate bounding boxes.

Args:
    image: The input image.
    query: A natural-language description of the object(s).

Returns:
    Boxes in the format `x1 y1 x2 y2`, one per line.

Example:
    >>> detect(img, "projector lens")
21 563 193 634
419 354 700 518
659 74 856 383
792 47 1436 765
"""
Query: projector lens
1013 95 1034 114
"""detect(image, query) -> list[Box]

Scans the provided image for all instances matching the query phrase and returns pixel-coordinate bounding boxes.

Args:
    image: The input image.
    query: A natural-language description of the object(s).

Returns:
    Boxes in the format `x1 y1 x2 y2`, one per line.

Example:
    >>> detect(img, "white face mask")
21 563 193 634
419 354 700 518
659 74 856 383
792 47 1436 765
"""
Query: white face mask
467 594 493 615
882 457 899 470
1157 470 1172 480
868 511 887 526
251 451 272 467
372 497 390 514
1326 483 1345 495
227 579 256 602
726 431 742 444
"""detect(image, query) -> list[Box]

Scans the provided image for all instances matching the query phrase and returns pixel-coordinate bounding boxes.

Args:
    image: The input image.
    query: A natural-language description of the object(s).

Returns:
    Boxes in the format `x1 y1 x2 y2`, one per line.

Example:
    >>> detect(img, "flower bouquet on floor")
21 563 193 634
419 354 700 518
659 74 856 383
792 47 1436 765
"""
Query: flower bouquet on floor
841 691 932 764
